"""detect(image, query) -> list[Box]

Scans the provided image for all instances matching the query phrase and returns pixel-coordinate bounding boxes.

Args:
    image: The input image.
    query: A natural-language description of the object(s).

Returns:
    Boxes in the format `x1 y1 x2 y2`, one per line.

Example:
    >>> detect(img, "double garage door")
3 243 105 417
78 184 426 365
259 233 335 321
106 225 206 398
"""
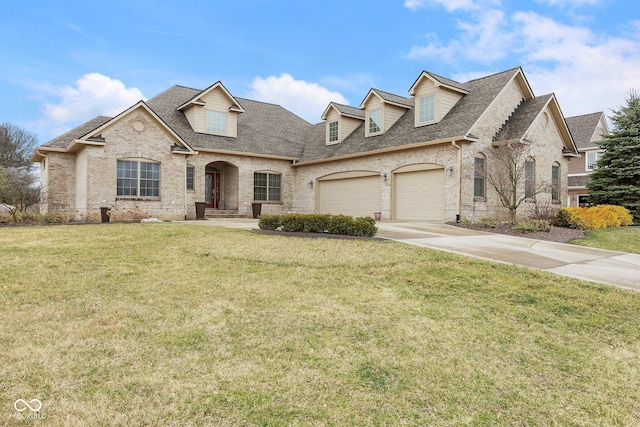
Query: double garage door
317 169 445 221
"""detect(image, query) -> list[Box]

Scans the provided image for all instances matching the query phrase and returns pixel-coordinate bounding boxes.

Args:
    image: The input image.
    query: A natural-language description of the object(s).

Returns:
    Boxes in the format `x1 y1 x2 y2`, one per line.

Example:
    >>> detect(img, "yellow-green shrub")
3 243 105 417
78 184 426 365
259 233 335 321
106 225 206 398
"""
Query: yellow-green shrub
557 205 633 229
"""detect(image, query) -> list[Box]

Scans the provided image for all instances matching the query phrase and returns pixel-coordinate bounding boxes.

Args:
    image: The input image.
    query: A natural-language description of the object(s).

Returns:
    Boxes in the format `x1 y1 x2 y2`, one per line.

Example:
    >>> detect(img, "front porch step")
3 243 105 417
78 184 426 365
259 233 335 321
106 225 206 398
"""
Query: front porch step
204 209 249 219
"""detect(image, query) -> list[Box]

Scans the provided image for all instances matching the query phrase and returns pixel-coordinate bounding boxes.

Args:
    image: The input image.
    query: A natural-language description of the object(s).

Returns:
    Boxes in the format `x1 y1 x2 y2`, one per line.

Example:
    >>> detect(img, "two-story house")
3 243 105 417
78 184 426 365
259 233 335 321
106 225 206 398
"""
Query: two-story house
31 67 578 222
565 112 609 207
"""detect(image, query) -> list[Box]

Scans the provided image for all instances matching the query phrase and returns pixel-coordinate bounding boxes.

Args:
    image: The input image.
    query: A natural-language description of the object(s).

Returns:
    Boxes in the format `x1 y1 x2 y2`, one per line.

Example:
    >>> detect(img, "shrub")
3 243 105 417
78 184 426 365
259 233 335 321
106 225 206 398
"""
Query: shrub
257 214 281 231
257 213 377 237
590 205 634 227
513 219 552 233
279 213 306 232
556 205 633 230
16 211 44 225
524 199 560 221
44 211 73 224
302 213 331 233
478 217 497 229
348 216 378 237
327 214 354 235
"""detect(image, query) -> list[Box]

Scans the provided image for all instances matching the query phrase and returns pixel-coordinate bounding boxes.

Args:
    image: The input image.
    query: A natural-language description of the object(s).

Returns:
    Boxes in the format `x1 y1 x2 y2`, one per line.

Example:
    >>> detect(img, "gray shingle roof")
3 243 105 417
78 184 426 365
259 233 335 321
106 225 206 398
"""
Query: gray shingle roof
332 103 365 119
146 85 310 158
422 71 470 93
298 67 521 162
493 94 553 142
41 116 112 149
565 112 604 151
367 89 414 108
39 67 531 164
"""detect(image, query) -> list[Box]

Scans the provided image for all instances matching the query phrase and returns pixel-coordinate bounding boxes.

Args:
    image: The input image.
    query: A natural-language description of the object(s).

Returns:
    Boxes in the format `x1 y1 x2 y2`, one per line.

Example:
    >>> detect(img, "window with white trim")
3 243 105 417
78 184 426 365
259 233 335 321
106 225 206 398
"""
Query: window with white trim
329 121 339 142
206 110 227 134
186 165 194 191
368 109 381 134
586 151 603 171
117 160 160 198
253 172 281 202
419 95 435 123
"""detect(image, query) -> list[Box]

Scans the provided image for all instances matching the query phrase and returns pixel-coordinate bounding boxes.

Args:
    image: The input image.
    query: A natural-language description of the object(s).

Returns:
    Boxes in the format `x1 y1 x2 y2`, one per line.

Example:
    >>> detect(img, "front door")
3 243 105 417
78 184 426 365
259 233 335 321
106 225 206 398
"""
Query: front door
205 172 221 208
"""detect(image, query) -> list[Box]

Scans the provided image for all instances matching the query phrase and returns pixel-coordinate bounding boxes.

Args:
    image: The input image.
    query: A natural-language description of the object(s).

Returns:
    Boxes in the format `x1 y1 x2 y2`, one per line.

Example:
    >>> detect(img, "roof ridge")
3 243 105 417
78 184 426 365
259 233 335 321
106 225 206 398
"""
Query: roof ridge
464 66 522 84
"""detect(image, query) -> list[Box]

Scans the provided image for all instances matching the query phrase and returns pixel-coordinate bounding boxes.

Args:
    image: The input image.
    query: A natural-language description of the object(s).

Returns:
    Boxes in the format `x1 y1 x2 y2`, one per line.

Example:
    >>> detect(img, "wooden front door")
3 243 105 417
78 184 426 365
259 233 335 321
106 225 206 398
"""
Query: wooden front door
205 172 221 208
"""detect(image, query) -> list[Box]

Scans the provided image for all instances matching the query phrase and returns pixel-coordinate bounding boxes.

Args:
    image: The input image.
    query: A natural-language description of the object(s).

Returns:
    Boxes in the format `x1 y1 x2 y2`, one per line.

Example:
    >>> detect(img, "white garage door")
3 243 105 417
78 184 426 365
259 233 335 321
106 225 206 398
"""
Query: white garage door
394 169 445 221
318 175 380 217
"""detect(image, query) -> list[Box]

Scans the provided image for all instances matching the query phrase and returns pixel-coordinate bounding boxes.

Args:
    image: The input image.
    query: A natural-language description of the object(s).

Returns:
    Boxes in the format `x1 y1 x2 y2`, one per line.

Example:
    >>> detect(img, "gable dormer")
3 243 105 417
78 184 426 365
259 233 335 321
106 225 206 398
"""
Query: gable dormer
321 102 365 145
408 71 469 127
177 81 245 137
360 89 412 137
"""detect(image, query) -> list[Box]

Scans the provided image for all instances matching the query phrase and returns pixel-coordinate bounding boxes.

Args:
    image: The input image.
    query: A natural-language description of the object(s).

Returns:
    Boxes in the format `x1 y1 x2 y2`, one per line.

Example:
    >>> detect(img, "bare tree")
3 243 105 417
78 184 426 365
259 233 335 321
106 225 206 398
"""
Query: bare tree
483 141 549 224
0 122 38 168
0 167 40 222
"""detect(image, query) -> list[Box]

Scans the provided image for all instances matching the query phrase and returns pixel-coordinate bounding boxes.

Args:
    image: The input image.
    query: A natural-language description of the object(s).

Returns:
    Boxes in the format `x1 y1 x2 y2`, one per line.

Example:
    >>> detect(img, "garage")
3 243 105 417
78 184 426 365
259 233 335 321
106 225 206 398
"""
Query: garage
317 172 381 217
394 168 445 221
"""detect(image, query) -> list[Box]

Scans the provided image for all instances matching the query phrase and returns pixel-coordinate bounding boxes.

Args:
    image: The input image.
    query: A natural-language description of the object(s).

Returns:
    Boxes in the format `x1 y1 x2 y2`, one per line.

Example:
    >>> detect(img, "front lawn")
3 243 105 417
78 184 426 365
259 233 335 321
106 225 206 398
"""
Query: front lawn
1 223 639 425
572 226 640 254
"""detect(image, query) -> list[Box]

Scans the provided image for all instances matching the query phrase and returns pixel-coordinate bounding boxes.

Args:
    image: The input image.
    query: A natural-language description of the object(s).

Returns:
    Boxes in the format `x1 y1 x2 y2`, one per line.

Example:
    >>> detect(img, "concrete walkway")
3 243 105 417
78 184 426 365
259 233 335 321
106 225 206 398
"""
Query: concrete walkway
182 218 640 291
375 221 640 291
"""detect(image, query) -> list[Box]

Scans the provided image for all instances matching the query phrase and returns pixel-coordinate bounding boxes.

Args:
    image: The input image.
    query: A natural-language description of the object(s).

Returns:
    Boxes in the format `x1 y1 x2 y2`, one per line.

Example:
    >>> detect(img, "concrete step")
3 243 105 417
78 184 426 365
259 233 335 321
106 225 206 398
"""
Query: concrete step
205 209 249 219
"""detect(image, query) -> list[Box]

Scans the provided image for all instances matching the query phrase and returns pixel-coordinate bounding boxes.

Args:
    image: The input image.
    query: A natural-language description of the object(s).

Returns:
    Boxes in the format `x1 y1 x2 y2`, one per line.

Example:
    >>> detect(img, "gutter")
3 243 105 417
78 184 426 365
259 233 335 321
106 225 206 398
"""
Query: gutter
293 135 474 167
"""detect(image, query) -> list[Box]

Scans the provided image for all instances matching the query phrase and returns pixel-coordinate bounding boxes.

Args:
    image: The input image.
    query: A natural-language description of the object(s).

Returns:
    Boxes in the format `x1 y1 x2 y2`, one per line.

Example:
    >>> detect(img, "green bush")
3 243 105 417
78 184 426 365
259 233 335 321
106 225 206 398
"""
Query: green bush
302 213 331 233
557 205 633 230
280 213 306 232
257 214 281 231
348 216 378 237
16 211 44 224
257 213 377 237
478 217 497 228
513 219 552 233
327 214 354 235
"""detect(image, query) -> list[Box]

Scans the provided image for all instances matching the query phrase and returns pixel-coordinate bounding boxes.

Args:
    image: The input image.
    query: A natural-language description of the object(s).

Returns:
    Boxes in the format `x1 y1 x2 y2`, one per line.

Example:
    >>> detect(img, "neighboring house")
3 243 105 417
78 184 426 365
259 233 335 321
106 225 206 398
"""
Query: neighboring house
31 67 578 222
565 112 609 207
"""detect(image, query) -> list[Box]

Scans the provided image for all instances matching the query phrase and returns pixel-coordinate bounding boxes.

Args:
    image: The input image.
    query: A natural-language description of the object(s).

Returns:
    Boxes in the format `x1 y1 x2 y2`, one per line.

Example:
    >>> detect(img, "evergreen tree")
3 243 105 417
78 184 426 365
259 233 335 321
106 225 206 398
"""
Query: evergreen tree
588 91 640 222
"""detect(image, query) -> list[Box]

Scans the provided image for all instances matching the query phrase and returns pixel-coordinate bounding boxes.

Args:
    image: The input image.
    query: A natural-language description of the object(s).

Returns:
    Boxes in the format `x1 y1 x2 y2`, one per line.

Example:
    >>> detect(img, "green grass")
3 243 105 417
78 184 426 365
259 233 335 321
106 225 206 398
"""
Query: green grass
1 223 640 426
572 226 640 254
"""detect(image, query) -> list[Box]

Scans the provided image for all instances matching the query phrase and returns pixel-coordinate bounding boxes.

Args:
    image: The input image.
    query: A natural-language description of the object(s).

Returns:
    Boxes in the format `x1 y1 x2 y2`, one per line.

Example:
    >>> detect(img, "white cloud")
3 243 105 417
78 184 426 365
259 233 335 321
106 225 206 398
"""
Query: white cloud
404 0 500 12
43 73 145 124
406 6 640 118
408 9 510 63
246 73 348 123
539 0 601 7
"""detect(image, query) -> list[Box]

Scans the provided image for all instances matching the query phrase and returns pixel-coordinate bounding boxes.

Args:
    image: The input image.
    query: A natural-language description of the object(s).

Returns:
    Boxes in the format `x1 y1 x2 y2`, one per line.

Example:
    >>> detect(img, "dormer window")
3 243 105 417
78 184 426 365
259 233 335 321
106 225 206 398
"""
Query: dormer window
419 95 435 123
206 110 227 134
329 121 339 142
369 110 381 134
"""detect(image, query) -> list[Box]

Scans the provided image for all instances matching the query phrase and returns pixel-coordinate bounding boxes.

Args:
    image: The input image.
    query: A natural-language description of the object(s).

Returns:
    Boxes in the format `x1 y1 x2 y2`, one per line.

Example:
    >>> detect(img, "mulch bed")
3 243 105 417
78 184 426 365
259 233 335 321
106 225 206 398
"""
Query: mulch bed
449 222 588 244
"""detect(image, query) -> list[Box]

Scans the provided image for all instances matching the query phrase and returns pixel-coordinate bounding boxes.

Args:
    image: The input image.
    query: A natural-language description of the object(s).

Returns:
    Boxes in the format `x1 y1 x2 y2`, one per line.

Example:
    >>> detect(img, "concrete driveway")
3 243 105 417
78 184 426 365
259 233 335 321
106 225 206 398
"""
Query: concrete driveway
376 221 640 291
184 218 640 291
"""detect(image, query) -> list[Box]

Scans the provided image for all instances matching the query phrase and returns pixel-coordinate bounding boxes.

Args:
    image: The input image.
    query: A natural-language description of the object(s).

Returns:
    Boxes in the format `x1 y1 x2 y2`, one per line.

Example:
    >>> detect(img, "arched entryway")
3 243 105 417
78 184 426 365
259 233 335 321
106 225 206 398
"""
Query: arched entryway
205 161 239 210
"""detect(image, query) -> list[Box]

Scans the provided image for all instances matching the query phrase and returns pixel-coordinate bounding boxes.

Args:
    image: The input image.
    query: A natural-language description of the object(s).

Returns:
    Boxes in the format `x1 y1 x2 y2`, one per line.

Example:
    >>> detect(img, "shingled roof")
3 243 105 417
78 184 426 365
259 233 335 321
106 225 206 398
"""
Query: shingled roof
297 67 522 163
41 116 112 149
146 85 310 159
493 95 553 142
565 112 604 151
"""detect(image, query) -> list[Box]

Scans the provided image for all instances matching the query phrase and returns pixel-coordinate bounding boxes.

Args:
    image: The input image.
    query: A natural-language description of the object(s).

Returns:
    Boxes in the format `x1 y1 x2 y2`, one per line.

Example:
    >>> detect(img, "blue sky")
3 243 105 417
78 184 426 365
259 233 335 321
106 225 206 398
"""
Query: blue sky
1 0 639 143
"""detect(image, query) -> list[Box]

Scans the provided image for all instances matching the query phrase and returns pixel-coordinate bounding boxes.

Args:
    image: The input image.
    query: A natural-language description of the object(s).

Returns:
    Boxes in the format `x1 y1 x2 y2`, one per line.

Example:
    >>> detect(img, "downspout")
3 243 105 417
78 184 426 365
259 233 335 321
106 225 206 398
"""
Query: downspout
452 140 462 222
184 155 189 220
